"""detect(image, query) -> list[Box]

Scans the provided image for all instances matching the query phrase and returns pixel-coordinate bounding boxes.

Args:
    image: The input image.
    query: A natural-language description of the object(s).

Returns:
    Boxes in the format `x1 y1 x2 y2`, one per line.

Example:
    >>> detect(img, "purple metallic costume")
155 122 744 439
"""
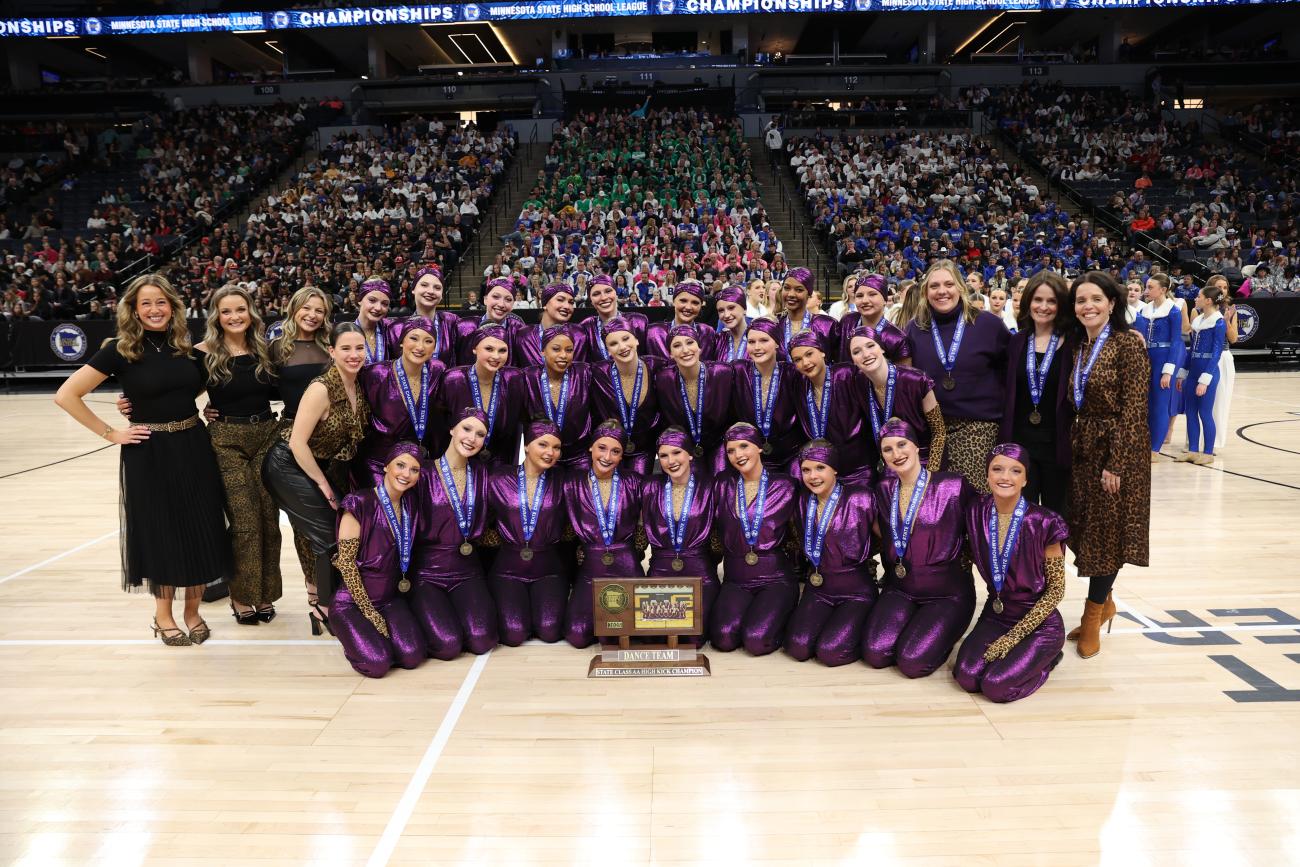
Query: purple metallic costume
561 467 647 648
522 361 595 469
851 364 937 468
792 363 875 484
591 357 664 476
729 360 803 469
438 365 525 467
835 315 911 366
356 358 446 484
653 361 736 476
581 311 650 364
644 319 717 360
642 469 719 635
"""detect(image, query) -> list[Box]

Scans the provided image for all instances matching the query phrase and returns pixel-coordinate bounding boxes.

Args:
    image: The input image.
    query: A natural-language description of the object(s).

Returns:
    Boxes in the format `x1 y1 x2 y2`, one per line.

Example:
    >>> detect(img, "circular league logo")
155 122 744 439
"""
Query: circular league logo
50 324 88 362
463 4 481 20
1234 303 1259 344
657 0 675 14
84 17 102 36
271 11 290 28
598 584 629 615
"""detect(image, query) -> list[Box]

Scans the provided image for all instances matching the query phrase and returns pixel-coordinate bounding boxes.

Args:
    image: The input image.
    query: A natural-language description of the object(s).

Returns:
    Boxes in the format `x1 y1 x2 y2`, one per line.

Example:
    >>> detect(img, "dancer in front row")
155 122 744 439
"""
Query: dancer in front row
861 421 976 677
408 408 498 659
710 423 799 656
332 442 428 678
783 441 879 667
953 444 1069 703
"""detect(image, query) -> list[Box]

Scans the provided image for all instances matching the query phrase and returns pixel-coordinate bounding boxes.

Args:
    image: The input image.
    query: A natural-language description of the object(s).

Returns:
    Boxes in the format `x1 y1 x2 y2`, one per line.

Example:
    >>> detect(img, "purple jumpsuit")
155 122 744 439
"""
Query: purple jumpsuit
332 490 427 678
356 359 446 484
562 469 647 648
861 471 977 677
642 471 719 638
454 313 522 367
522 362 595 469
779 312 838 362
484 465 571 645
729 360 803 470
954 497 1069 703
408 458 498 658
581 311 650 364
591 358 664 476
653 362 736 476
644 320 717 360
711 471 800 655
386 311 460 368
793 363 875 484
851 365 937 469
710 326 750 364
834 315 912 366
513 320 589 369
784 483 879 666
438 365 525 468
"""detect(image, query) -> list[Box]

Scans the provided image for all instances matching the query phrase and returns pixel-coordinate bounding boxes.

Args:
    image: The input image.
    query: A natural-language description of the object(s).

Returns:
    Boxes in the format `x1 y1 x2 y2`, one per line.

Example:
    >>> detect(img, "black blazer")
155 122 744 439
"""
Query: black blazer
999 329 1076 467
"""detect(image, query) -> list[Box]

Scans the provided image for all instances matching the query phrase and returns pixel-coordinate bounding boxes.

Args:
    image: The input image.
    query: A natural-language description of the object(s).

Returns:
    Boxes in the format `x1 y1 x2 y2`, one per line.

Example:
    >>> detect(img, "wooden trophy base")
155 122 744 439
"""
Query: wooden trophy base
587 637 711 678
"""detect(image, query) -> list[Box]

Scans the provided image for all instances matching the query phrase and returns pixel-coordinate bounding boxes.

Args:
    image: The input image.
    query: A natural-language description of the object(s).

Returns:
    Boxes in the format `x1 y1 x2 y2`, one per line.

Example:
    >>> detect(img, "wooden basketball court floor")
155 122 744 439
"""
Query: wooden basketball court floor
2 373 1299 867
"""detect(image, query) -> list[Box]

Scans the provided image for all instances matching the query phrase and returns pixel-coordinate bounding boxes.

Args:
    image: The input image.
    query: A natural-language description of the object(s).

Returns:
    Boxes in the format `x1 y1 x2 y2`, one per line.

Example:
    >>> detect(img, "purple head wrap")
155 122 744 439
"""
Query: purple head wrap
656 427 696 454
850 322 907 360
987 442 1031 469
414 264 443 284
716 286 746 307
786 267 814 292
360 277 392 299
470 323 508 351
857 273 887 295
590 274 614 290
541 323 574 350
384 441 424 466
453 406 489 431
668 324 700 347
524 418 561 445
798 439 840 472
787 329 825 355
673 282 704 301
591 419 627 448
724 422 764 448
848 324 881 346
746 317 782 343
485 277 515 297
603 315 635 340
541 282 574 307
397 315 436 344
878 419 919 445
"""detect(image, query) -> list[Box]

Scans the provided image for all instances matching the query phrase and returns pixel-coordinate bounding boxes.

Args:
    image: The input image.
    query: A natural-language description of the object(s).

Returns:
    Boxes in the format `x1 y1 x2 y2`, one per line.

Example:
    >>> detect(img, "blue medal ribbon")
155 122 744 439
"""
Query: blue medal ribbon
736 469 770 551
783 311 811 349
929 315 967 382
612 360 644 433
727 326 749 362
375 483 413 575
663 475 697 556
677 364 707 446
540 367 572 427
889 468 928 567
866 363 897 442
517 466 547 546
1071 323 1111 411
988 496 1028 600
360 319 385 363
468 368 501 441
589 469 622 547
395 360 429 442
751 363 781 442
1025 333 1059 414
593 317 610 360
803 482 843 572
438 456 476 543
805 369 832 439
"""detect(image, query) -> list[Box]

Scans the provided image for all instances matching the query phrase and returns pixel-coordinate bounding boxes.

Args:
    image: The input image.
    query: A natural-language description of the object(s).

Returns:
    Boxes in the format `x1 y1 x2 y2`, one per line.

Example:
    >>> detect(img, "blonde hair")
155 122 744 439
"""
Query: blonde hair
894 278 925 330
840 273 858 303
911 259 977 330
115 273 191 362
203 283 275 386
274 285 333 364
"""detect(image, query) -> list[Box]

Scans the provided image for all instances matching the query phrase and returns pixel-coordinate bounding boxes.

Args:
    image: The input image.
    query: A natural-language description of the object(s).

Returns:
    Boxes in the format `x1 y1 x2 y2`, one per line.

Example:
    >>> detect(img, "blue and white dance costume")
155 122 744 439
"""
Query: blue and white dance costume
1137 299 1184 452
1178 311 1226 456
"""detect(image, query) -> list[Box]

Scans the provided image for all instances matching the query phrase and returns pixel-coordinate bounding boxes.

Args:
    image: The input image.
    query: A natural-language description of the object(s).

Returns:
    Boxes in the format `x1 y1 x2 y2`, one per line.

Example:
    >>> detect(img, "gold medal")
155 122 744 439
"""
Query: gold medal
398 578 411 593
602 552 615 566
520 546 533 561
895 563 907 578
992 596 1004 614
762 441 772 455
809 572 823 587
1029 409 1042 425
459 542 474 556
745 550 759 565
693 445 704 457
942 376 956 391
671 557 684 572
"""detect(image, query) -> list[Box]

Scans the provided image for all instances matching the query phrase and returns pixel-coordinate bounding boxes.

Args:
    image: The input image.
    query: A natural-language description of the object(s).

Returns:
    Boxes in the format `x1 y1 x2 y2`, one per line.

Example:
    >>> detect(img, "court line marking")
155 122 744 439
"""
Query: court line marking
0 638 337 646
0 530 118 587
366 650 490 867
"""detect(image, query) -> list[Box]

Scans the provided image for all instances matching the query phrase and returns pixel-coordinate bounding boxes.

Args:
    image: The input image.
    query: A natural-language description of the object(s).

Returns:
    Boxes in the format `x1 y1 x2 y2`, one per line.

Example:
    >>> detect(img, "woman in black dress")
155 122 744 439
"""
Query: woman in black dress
55 273 231 646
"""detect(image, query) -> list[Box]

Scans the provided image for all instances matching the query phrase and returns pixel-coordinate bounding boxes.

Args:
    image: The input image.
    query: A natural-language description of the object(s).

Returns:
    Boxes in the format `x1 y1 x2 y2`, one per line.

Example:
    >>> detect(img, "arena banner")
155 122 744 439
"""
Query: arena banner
0 0 1292 37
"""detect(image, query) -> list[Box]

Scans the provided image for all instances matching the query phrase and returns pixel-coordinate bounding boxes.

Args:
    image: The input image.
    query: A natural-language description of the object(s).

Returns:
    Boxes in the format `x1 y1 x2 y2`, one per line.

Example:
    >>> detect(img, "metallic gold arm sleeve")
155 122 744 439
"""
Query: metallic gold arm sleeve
332 537 389 638
924 404 946 474
984 556 1066 662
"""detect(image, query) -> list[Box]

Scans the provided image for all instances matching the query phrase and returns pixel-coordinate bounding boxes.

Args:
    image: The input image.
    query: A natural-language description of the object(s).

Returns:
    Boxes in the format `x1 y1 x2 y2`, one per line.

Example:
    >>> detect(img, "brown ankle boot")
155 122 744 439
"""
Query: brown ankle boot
1068 593 1115 641
1076 599 1114 659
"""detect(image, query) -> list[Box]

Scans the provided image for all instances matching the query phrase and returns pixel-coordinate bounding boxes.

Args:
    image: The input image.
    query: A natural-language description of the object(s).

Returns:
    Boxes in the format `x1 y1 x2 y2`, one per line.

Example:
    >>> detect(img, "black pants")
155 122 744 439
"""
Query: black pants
262 441 340 601
1022 439 1071 523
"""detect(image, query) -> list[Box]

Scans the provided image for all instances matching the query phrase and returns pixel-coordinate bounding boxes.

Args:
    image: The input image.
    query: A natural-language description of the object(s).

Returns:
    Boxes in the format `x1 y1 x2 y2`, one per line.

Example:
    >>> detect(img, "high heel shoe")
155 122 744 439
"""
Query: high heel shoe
187 618 211 645
152 618 192 647
231 603 259 626
1076 599 1115 659
255 604 277 624
1068 592 1115 641
308 594 333 637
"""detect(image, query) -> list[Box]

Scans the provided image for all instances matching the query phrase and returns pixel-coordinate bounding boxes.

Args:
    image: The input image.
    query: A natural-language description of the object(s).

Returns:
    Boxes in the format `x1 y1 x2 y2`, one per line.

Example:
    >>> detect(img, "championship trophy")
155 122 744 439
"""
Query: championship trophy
588 576 711 677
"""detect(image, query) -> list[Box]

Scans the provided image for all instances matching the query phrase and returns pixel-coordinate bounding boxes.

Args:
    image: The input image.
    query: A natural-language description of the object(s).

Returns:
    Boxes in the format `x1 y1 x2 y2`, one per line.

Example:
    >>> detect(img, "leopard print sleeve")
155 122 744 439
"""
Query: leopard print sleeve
990 556 1065 660
924 403 946 474
333 537 389 638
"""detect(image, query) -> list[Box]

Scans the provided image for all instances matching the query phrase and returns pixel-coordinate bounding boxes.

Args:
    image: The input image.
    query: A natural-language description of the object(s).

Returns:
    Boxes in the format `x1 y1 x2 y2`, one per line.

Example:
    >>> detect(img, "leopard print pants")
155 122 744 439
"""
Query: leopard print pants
942 417 1000 494
209 419 283 606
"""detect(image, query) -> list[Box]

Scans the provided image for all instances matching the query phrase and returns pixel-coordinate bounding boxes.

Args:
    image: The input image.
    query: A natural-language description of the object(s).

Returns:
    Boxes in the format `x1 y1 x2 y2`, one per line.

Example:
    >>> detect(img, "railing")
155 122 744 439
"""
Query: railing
764 154 833 297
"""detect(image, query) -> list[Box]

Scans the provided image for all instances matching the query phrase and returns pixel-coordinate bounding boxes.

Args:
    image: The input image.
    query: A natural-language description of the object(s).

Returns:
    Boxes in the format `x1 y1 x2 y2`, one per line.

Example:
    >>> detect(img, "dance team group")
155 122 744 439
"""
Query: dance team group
53 257 1233 702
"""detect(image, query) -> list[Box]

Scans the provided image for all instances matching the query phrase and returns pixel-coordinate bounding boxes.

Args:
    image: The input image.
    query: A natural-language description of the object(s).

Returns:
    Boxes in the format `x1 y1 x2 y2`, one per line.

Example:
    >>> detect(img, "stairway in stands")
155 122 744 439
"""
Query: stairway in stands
747 138 835 296
446 142 549 304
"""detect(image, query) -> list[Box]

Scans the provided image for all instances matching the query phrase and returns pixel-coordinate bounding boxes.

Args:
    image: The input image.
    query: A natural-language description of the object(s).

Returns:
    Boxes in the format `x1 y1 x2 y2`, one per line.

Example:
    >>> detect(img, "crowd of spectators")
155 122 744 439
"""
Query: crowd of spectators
786 128 1123 291
491 107 785 307
167 116 514 320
